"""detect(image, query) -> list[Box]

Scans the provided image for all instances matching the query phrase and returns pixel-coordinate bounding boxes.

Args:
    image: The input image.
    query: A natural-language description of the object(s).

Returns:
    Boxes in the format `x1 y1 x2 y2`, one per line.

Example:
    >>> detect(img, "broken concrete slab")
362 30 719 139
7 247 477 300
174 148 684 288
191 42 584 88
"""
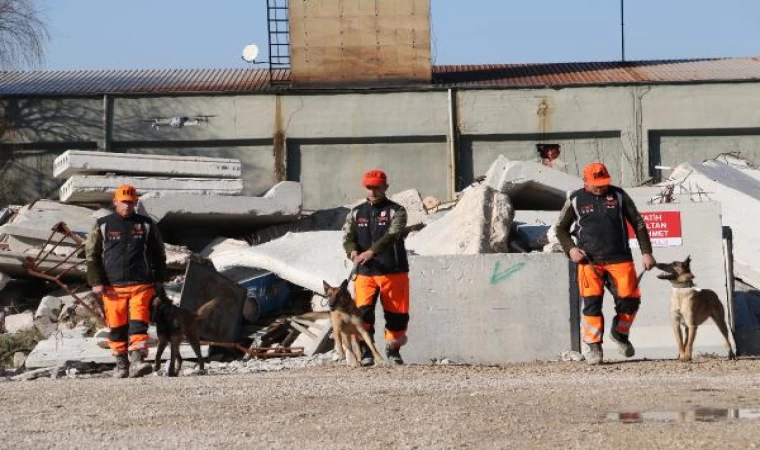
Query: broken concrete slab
199 237 249 260
211 231 349 295
60 175 244 203
135 181 302 229
512 210 560 251
165 244 193 271
484 156 583 210
406 184 513 255
5 311 34 333
25 337 210 369
290 317 332 357
665 160 760 287
250 207 349 245
0 200 96 253
53 150 242 179
390 189 428 228
0 249 86 280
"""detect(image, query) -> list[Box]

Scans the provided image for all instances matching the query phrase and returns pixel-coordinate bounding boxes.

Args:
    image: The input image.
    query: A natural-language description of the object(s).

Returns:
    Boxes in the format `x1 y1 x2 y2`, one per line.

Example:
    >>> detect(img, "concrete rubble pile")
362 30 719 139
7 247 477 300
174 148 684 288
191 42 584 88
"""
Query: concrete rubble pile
0 150 315 379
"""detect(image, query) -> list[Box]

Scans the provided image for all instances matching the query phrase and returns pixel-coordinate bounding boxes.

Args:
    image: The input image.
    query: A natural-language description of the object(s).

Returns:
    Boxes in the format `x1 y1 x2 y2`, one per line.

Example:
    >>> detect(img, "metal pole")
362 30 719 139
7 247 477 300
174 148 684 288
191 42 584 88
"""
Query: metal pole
621 0 626 62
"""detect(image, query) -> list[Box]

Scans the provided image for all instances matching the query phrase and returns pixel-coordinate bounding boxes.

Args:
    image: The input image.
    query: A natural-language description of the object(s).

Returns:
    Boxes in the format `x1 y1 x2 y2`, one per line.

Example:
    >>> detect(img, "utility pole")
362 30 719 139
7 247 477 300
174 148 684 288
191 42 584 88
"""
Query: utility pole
621 0 626 62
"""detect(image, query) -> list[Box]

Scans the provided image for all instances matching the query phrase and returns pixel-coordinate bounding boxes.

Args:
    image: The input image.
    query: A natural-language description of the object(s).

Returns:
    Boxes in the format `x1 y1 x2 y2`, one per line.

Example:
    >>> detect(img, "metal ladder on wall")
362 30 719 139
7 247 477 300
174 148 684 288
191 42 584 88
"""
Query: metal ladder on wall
267 0 291 85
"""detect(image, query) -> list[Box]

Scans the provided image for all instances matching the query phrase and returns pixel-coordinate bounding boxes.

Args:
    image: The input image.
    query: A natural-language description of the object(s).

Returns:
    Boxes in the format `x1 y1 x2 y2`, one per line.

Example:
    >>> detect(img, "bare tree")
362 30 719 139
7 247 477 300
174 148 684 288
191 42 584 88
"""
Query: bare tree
0 0 49 70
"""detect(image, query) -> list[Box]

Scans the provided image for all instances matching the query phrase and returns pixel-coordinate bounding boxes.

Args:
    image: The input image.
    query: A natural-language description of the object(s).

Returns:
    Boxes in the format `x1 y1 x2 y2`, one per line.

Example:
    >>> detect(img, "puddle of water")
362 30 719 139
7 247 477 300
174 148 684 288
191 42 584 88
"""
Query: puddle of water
608 407 760 424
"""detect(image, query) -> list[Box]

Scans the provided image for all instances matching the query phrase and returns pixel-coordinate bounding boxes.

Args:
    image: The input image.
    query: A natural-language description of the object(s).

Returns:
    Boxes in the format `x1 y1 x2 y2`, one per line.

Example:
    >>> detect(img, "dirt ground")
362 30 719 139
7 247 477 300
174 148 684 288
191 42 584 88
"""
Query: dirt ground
2 357 760 450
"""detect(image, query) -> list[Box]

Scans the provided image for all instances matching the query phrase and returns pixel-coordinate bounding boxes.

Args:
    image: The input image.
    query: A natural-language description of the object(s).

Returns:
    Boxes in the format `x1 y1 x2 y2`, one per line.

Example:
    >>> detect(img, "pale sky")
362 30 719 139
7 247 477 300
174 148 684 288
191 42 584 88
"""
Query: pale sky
35 0 760 71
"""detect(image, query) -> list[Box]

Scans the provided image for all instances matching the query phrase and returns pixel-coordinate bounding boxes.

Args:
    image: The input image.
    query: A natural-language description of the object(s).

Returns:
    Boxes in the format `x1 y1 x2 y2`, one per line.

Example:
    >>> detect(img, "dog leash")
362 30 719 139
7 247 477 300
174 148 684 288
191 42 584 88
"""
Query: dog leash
347 263 359 282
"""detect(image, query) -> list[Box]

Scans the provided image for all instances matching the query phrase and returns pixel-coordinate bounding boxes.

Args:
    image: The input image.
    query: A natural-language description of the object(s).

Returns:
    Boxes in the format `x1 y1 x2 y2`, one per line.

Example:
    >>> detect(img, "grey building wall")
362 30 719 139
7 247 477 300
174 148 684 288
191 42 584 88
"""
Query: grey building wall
3 82 760 207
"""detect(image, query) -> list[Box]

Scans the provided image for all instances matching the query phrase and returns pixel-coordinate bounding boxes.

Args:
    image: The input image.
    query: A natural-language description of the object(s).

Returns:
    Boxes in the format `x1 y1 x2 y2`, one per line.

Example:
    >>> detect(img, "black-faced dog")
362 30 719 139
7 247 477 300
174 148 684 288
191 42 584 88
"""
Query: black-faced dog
151 288 205 376
656 256 735 362
323 280 385 367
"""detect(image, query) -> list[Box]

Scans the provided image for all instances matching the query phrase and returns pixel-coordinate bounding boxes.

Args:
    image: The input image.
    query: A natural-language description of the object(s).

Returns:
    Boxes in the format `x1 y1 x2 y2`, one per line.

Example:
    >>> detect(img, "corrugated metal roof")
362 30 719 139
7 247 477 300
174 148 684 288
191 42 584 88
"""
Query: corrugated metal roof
2 58 760 96
432 58 760 87
0 68 289 96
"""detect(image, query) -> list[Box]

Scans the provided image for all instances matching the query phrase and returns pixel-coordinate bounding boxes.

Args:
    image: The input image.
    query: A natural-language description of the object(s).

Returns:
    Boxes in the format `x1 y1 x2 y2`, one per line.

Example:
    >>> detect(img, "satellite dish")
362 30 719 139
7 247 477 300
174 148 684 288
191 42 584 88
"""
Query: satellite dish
242 44 260 63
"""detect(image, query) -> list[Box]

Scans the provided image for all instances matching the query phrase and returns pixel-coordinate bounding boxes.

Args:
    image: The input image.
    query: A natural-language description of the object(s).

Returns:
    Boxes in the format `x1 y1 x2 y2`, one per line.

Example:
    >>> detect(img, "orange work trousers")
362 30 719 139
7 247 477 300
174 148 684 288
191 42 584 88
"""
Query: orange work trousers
102 284 155 355
354 273 410 348
577 261 641 344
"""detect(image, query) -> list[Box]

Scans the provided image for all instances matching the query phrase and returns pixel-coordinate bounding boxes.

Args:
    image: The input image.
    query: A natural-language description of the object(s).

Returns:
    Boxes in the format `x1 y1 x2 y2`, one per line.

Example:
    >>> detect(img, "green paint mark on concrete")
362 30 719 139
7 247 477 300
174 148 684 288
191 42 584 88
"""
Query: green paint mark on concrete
490 261 526 285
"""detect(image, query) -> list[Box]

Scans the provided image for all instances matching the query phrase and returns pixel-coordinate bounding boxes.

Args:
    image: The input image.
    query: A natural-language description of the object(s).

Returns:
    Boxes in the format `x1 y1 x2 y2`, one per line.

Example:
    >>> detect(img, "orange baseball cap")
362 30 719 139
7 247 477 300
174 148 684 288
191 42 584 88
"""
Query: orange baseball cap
114 184 138 202
583 162 611 186
363 170 387 187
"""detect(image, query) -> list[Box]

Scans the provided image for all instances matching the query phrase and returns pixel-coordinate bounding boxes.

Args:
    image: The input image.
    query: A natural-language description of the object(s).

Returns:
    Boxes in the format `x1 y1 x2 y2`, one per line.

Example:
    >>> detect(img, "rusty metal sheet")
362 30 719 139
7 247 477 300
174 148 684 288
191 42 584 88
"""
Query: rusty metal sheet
179 259 246 343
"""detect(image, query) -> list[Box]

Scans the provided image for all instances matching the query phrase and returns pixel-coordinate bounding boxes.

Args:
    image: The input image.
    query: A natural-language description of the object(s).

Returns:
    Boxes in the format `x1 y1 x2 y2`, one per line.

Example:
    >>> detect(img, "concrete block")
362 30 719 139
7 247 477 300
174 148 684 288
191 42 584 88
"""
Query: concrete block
0 250 86 280
512 210 559 251
484 156 583 209
60 175 244 203
53 150 242 179
35 296 63 321
666 161 760 288
375 254 572 364
290 317 332 356
390 189 428 227
406 184 512 255
25 337 210 369
135 181 301 228
5 311 34 333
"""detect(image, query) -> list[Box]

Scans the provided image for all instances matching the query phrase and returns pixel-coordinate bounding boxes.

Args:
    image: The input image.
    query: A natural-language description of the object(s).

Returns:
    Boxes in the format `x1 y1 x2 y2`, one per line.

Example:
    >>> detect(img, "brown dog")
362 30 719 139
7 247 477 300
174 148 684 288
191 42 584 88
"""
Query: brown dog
323 280 385 367
656 256 735 362
151 289 206 376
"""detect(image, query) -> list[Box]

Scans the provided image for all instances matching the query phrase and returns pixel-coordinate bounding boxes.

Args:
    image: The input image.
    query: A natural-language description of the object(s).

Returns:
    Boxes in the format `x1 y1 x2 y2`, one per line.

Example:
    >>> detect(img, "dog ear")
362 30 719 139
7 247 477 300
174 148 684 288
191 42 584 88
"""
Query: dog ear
684 255 691 267
340 279 349 291
322 280 331 294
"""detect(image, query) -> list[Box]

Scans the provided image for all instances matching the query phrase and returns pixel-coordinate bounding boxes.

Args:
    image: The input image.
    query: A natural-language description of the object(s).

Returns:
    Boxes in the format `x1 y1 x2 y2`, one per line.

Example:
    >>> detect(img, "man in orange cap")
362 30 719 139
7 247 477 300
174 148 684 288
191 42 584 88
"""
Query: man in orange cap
555 162 656 365
85 184 166 378
343 170 410 365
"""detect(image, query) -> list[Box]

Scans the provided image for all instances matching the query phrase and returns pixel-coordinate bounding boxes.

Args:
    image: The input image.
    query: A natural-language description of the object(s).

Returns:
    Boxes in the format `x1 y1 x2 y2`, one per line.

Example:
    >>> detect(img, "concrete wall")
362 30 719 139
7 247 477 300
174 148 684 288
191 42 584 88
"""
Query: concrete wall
4 81 760 207
373 253 574 364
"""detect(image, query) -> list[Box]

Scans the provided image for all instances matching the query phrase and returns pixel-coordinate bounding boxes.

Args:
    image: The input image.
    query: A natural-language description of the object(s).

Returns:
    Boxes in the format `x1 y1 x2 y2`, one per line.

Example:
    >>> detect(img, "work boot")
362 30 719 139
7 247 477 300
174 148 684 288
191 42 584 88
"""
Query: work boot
113 354 129 379
610 331 635 358
584 343 603 365
359 342 375 367
385 344 404 365
128 351 153 378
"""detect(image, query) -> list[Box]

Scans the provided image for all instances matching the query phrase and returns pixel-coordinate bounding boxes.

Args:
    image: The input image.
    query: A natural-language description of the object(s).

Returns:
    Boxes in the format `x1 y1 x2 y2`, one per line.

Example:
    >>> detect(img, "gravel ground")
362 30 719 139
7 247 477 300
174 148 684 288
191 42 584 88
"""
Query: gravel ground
2 356 760 450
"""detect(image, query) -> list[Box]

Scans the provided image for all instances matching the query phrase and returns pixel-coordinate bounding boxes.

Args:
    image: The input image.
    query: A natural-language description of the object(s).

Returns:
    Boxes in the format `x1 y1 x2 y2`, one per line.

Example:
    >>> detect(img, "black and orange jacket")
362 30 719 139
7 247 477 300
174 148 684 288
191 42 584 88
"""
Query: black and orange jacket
555 186 652 264
343 198 409 276
85 212 167 287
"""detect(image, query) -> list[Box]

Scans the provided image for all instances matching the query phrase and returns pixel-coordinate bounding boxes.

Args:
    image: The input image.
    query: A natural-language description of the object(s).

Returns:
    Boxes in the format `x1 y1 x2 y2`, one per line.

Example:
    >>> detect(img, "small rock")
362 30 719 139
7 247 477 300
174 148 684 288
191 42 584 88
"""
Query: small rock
12 352 27 369
5 311 34 333
560 351 584 362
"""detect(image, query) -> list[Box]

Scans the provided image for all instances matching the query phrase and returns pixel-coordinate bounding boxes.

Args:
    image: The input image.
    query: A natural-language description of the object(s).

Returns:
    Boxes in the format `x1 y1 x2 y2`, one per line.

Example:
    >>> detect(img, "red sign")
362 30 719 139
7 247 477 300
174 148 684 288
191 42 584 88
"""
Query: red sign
627 211 683 247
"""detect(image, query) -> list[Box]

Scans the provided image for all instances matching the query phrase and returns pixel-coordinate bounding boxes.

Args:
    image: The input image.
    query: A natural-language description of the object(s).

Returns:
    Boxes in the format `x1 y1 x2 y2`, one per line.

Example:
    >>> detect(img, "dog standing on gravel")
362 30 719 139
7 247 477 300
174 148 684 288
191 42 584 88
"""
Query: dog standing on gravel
323 280 385 367
656 256 735 362
151 288 206 376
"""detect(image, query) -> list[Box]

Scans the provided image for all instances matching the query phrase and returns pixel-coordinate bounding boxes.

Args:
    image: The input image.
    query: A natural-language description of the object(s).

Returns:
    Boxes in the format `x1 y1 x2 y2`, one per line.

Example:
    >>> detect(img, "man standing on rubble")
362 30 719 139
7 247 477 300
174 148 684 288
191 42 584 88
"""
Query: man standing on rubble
555 162 656 365
85 184 167 378
343 170 410 366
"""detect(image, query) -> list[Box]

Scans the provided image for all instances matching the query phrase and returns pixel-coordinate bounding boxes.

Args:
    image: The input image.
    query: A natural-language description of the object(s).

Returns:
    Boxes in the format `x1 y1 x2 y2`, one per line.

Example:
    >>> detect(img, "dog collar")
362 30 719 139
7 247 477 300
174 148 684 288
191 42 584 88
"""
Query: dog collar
672 281 694 288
